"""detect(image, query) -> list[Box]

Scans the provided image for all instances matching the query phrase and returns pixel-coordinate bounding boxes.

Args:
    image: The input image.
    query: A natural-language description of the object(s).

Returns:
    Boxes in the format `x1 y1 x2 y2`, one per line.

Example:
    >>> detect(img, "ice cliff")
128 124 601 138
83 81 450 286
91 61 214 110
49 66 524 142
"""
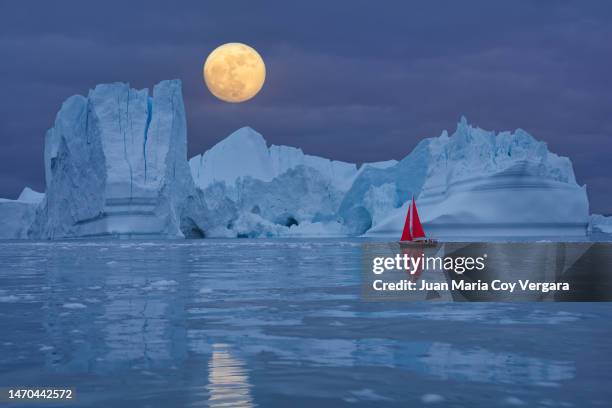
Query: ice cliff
0 79 593 240
29 80 209 238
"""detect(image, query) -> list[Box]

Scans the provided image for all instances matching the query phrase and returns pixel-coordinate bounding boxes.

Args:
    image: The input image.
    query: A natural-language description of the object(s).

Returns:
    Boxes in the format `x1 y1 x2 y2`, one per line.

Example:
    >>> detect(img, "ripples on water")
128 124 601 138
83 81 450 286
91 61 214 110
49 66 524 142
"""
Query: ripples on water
0 240 611 407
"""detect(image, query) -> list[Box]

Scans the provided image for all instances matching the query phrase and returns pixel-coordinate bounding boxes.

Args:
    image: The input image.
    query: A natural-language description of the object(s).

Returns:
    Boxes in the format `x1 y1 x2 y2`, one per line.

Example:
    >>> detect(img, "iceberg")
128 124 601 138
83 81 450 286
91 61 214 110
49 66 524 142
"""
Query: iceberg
30 80 209 239
366 117 590 239
189 126 364 192
17 187 45 204
0 187 44 239
590 214 612 234
189 127 396 237
0 77 594 240
196 165 348 237
338 139 431 235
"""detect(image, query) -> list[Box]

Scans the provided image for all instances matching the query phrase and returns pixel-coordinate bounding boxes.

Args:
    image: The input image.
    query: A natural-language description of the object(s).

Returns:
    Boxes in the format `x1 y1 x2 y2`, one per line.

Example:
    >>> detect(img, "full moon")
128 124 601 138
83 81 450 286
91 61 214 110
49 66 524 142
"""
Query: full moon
203 43 266 103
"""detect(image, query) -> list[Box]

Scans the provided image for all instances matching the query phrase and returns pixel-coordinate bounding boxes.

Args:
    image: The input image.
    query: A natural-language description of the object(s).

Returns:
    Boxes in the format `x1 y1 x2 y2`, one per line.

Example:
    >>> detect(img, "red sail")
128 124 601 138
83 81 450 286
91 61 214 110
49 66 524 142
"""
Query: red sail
400 201 412 241
411 198 426 240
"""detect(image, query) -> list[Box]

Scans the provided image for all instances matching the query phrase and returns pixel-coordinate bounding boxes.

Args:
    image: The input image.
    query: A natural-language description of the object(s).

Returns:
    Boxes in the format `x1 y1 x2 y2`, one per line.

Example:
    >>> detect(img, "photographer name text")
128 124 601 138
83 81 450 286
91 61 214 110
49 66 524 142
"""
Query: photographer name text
372 279 570 293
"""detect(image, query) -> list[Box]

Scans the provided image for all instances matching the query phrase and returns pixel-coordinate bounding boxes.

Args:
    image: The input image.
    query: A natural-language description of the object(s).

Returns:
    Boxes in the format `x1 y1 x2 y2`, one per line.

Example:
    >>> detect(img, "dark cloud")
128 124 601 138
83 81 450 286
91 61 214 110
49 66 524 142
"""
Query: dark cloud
0 1 610 213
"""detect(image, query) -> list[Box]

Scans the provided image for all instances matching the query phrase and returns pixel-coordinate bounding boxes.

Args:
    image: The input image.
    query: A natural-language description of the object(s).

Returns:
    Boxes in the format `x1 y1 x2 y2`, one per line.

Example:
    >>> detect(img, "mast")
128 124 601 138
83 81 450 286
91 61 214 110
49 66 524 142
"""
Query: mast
400 200 412 241
409 198 413 238
411 198 426 240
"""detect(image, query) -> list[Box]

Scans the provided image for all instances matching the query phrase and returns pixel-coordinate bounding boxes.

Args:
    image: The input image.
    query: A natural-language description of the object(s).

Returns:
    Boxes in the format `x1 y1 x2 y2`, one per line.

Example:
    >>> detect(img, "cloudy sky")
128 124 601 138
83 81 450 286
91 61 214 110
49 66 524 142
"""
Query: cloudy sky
1 1 610 212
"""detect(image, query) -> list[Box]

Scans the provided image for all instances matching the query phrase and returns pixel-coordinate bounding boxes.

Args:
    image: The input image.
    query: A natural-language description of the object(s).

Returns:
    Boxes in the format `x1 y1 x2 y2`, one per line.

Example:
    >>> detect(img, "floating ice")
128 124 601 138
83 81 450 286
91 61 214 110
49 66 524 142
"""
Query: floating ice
62 303 87 309
149 279 178 289
346 388 392 402
421 394 445 404
503 396 526 406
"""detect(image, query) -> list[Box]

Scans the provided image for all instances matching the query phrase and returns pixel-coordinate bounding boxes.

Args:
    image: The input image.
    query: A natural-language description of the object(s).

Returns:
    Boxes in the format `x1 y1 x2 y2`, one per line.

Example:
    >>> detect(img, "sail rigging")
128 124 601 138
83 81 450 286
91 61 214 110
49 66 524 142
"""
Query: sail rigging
400 201 412 241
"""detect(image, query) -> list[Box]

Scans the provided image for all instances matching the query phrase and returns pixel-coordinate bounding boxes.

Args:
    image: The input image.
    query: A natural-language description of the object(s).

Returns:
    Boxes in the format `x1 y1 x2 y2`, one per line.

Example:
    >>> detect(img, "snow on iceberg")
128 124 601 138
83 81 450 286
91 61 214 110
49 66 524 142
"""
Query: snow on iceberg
366 117 589 239
30 80 210 239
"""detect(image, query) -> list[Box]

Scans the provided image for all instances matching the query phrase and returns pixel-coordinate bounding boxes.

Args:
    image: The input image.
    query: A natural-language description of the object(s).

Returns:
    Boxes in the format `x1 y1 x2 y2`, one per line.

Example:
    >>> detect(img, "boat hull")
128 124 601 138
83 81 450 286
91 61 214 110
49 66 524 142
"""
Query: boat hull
399 240 438 248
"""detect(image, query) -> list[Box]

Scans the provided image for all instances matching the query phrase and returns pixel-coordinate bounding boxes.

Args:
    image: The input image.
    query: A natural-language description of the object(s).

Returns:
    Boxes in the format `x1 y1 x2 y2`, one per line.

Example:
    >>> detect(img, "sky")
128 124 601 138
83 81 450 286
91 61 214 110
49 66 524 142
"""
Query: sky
0 1 611 213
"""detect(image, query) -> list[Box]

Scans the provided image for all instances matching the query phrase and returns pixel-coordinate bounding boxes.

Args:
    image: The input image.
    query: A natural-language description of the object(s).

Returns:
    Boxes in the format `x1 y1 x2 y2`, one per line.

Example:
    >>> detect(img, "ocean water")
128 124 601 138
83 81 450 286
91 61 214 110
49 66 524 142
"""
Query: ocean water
0 239 611 407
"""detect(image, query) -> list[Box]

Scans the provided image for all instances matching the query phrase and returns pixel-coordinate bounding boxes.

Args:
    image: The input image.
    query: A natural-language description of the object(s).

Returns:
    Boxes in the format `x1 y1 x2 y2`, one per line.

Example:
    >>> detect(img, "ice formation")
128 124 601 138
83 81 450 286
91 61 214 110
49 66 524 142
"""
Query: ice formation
338 138 431 235
189 126 386 192
0 78 594 240
0 187 44 239
590 214 612 234
29 80 209 238
366 117 589 239
189 127 395 237
17 187 45 204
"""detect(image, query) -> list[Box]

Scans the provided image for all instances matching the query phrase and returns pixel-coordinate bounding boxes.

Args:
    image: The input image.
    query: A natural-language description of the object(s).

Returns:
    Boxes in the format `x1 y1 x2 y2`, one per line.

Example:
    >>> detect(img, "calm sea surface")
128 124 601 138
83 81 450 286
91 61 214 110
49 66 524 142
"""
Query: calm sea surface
0 239 611 407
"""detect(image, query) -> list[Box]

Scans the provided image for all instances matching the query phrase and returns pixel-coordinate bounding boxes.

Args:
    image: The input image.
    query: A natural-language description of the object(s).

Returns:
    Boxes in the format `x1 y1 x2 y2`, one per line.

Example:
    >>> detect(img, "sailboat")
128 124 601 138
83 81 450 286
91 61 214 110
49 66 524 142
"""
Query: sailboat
399 197 437 247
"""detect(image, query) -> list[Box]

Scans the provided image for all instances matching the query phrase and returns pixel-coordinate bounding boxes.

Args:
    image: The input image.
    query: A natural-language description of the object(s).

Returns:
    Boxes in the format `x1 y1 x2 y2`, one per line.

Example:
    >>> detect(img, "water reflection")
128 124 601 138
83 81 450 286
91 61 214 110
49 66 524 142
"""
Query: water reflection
0 240 609 407
206 344 254 408
39 242 189 373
